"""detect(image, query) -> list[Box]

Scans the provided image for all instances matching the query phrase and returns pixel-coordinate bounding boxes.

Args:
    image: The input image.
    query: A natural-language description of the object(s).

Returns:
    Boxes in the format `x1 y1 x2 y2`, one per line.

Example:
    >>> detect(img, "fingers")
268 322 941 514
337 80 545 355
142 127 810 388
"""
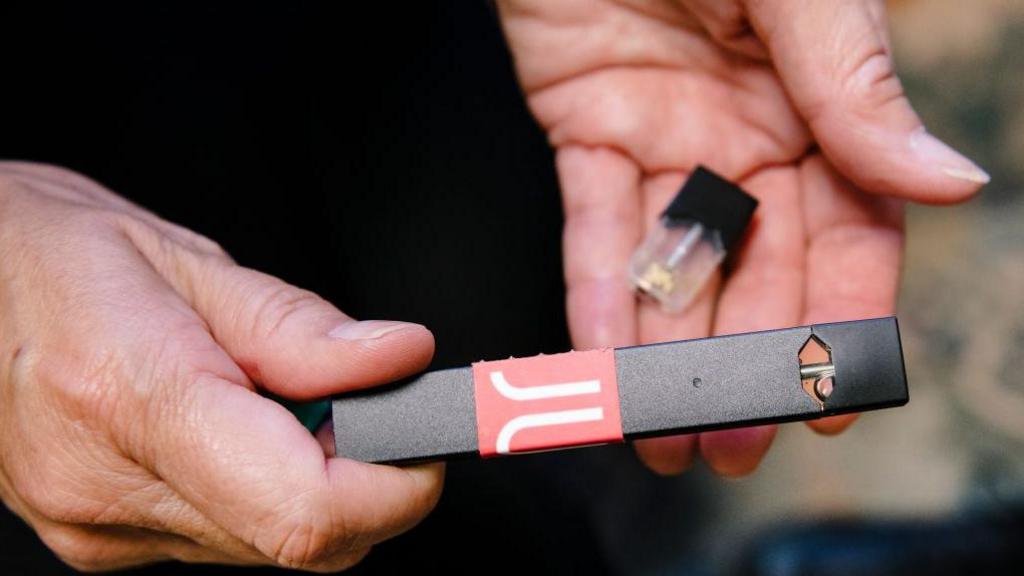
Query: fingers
683 0 769 60
316 420 336 456
632 274 710 473
800 156 903 323
700 167 805 475
799 154 904 435
807 413 858 436
176 259 435 400
636 170 720 348
17 235 433 571
634 434 699 476
117 211 435 400
36 494 366 572
698 426 779 477
35 520 251 572
152 373 443 571
713 168 805 335
745 0 988 203
632 170 719 474
558 145 642 350
1 168 438 572
314 419 440 551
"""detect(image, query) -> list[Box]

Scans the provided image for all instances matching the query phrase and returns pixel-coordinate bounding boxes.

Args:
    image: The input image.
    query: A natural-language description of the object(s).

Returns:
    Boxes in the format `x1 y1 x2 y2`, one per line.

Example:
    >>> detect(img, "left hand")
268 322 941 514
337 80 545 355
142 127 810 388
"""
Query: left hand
497 0 986 475
0 162 442 571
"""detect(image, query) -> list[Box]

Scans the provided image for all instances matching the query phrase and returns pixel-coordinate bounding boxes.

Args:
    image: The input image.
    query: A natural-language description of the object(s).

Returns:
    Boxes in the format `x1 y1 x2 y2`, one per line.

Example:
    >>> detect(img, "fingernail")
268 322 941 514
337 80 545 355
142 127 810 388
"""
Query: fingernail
910 127 990 184
328 320 419 340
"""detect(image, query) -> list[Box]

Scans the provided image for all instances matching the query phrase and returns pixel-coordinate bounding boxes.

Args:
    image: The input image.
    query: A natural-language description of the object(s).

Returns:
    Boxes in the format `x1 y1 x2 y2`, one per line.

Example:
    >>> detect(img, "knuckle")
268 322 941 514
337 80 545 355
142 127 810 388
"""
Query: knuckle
259 504 352 570
6 340 34 396
35 345 124 423
842 49 904 108
115 211 232 276
267 518 339 570
11 452 106 526
175 226 231 260
8 350 142 527
704 5 753 44
251 283 324 341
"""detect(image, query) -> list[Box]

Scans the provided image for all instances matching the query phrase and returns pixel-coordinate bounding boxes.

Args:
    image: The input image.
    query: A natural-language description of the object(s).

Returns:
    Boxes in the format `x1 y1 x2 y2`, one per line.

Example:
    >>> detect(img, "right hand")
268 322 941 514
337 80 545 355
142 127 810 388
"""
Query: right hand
498 0 986 476
0 162 443 572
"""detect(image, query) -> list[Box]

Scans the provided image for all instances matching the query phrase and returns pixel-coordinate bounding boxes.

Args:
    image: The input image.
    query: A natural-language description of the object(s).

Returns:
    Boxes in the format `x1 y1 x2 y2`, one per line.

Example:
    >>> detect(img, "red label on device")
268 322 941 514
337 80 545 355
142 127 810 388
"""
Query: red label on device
472 349 623 457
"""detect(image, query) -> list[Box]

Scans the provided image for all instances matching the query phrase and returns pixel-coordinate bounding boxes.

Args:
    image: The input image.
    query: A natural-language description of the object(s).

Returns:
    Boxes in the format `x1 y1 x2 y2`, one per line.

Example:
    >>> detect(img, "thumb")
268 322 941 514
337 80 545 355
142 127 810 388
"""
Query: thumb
184 260 434 400
746 0 989 203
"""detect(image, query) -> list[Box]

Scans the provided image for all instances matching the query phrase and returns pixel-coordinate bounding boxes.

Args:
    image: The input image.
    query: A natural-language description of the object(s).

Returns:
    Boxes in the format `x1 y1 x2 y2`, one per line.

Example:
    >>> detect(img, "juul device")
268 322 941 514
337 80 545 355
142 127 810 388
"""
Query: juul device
332 317 908 464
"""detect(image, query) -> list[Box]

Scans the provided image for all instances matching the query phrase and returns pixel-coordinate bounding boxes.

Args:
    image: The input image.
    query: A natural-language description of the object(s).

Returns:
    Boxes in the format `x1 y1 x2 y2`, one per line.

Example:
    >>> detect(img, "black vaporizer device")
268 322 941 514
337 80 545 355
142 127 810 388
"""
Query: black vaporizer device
332 317 908 464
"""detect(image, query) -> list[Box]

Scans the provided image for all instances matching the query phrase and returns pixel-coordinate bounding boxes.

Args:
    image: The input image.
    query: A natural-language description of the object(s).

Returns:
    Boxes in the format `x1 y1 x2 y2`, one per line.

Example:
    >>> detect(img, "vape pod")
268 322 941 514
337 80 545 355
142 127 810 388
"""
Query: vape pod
630 166 758 313
332 317 908 464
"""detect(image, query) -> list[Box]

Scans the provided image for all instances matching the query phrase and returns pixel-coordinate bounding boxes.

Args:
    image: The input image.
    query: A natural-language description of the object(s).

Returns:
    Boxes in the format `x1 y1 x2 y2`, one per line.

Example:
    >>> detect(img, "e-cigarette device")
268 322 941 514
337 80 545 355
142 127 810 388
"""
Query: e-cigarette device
332 317 908 464
630 166 758 313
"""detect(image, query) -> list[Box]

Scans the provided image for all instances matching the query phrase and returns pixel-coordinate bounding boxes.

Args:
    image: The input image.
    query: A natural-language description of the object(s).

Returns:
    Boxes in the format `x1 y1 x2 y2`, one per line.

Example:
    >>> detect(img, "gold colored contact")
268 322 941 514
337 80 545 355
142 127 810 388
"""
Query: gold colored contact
636 261 675 294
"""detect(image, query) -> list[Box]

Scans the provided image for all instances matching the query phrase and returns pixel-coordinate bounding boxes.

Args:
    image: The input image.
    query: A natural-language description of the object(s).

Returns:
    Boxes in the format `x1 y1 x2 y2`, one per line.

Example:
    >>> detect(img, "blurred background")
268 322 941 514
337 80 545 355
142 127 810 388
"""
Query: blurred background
677 1 1024 573
0 0 1021 574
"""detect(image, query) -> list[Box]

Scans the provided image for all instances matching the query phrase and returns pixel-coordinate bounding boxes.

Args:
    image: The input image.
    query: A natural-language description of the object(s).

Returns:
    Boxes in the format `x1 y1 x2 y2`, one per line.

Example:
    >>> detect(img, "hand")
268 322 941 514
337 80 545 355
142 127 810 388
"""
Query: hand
498 0 986 475
0 163 442 571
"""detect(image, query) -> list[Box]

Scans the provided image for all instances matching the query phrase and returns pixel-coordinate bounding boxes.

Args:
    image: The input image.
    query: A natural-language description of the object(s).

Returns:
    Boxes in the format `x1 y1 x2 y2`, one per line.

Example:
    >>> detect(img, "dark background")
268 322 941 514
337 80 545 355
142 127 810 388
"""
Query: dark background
0 2 684 573
5 2 1023 575
0 1 568 363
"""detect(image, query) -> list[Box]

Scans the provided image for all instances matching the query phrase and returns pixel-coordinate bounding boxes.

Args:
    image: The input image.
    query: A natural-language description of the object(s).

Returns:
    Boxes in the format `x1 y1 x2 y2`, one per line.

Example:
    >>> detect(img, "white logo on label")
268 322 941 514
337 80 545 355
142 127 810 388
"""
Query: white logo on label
489 371 604 454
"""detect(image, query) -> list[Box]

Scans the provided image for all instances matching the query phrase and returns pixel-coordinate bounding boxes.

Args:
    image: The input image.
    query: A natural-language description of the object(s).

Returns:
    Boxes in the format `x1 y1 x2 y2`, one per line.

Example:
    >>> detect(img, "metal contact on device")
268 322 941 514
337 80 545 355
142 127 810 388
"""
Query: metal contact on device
799 362 836 381
334 317 909 464
814 376 835 401
799 334 835 408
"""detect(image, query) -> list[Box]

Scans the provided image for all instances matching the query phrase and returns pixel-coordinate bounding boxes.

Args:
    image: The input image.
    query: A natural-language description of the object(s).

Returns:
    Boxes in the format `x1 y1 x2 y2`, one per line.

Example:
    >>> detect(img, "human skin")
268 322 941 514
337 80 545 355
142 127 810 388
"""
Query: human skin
496 0 987 475
0 0 990 571
0 162 443 571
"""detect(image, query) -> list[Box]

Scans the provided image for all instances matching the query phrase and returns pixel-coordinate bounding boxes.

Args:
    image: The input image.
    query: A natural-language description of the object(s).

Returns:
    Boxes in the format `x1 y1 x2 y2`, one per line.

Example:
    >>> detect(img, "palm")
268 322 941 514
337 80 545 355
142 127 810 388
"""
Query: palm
500 0 904 474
